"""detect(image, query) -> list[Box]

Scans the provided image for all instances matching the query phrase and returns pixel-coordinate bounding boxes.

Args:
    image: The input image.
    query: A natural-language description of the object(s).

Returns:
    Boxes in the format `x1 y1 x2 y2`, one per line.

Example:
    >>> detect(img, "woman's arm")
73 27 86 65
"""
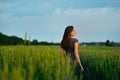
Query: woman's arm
60 48 64 56
74 42 84 72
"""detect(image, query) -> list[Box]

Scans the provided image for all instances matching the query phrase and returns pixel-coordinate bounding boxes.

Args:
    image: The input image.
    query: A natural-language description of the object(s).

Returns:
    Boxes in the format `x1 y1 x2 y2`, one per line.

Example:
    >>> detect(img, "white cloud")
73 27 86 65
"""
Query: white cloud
60 7 120 16
0 2 11 9
0 7 120 42
54 8 61 14
63 9 81 16
52 7 120 42
0 13 11 19
37 2 51 9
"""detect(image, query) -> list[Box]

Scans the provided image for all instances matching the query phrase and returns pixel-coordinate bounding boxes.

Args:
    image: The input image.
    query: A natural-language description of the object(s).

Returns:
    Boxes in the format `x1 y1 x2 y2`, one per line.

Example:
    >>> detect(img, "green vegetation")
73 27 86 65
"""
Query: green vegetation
80 46 120 80
0 46 119 80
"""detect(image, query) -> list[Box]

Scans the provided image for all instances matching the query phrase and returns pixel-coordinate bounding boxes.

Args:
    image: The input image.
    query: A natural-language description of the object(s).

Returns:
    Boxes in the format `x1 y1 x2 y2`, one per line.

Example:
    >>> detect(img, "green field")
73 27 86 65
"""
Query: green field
0 46 119 80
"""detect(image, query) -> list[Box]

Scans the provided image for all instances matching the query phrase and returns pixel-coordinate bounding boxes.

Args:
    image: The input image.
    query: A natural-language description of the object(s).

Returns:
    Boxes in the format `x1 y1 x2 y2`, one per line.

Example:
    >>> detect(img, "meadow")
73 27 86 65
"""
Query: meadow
0 46 119 80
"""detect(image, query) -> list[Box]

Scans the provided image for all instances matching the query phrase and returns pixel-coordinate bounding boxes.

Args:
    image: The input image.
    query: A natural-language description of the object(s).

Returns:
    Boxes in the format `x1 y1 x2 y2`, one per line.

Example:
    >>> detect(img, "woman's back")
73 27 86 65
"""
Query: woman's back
65 38 78 63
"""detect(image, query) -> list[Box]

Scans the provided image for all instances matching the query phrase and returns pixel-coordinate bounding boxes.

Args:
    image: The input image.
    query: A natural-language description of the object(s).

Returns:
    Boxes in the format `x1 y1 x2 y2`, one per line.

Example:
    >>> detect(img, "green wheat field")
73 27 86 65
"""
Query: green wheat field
0 46 119 80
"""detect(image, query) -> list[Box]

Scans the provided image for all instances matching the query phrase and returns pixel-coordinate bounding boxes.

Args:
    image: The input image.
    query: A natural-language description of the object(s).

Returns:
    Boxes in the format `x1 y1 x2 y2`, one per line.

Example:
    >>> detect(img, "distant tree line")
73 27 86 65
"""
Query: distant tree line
80 40 120 47
0 33 24 45
30 39 59 45
0 33 59 45
80 42 105 46
105 40 118 47
0 32 120 46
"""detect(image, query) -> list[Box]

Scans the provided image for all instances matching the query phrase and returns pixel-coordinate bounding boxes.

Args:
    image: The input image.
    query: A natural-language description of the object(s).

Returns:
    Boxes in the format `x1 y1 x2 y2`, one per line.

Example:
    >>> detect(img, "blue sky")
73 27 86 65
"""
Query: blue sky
0 0 120 42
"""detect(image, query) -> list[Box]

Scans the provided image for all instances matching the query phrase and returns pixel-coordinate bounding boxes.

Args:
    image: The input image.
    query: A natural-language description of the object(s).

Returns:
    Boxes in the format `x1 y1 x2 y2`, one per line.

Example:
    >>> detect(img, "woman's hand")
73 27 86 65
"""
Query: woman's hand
60 48 64 56
80 66 84 72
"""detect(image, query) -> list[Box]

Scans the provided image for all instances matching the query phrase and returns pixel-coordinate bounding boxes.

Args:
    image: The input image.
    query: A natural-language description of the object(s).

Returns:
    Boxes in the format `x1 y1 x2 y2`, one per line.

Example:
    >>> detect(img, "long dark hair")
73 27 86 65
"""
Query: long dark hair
61 26 74 50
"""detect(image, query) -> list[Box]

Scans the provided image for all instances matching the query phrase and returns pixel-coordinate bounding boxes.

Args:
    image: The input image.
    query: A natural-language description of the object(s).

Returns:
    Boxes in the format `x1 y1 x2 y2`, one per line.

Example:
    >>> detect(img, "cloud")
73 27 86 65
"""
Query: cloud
0 7 120 42
0 1 53 17
52 7 120 42
0 13 12 19
54 8 61 14
39 2 51 8
55 7 120 16
0 2 11 9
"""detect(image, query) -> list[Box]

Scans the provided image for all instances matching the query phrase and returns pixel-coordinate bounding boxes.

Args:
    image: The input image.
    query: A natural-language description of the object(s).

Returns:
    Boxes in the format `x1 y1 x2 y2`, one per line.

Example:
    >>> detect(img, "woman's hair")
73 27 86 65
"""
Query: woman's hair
61 26 74 50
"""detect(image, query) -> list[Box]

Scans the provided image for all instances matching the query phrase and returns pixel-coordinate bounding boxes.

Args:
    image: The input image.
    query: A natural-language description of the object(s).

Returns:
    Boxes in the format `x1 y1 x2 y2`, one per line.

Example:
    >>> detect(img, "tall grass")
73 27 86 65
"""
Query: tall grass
80 46 120 80
0 46 119 80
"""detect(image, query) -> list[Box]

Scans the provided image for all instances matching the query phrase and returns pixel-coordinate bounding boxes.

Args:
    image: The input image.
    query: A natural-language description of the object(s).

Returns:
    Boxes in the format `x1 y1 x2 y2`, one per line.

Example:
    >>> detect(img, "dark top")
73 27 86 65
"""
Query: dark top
65 38 79 63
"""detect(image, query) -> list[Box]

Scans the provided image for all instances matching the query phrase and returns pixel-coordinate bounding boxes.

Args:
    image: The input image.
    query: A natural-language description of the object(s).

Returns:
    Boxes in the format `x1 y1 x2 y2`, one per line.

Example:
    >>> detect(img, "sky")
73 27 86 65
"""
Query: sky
0 0 120 42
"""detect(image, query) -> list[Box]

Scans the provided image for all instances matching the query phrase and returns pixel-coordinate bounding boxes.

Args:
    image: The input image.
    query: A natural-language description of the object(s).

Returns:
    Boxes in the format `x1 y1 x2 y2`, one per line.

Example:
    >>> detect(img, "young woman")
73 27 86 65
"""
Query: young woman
60 26 84 79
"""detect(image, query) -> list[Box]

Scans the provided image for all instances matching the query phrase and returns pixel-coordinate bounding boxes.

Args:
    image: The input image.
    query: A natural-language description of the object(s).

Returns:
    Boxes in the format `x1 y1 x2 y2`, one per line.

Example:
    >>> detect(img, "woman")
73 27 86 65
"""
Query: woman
60 26 84 79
